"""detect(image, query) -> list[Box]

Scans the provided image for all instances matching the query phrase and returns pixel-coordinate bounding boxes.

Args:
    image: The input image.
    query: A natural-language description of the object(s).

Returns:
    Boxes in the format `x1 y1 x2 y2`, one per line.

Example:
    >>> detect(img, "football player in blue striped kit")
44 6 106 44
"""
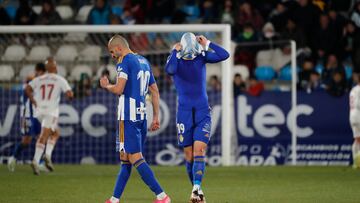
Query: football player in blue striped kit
7 63 45 172
165 33 229 203
101 35 171 203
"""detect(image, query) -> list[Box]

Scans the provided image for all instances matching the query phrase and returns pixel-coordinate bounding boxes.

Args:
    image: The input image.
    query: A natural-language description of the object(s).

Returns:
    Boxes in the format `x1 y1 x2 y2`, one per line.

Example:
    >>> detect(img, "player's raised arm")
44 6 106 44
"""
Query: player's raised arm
197 35 230 63
165 43 181 75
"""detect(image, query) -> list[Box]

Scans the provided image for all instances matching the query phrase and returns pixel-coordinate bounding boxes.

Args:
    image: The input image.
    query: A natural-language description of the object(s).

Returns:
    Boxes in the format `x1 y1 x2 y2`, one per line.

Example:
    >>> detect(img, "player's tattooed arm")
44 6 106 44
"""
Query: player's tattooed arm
25 84 37 108
100 76 126 95
148 83 160 131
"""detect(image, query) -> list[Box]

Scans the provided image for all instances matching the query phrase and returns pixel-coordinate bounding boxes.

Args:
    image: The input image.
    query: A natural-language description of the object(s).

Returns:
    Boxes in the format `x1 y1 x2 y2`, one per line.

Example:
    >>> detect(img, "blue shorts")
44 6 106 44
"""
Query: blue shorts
176 107 212 148
21 117 41 137
116 120 147 154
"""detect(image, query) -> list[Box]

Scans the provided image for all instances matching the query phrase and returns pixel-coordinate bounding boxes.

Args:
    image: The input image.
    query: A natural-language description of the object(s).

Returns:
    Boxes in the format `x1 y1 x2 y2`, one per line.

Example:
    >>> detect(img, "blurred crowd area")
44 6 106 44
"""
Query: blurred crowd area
0 0 359 98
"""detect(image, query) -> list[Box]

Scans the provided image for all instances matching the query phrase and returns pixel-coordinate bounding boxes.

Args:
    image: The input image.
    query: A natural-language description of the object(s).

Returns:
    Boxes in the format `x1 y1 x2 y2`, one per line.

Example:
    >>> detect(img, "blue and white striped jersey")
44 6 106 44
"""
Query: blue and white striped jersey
20 83 35 119
116 53 156 121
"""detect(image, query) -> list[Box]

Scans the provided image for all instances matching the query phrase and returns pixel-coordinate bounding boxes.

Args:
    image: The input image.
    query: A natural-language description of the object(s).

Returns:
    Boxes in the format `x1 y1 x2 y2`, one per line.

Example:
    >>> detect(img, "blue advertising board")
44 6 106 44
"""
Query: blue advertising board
0 89 353 166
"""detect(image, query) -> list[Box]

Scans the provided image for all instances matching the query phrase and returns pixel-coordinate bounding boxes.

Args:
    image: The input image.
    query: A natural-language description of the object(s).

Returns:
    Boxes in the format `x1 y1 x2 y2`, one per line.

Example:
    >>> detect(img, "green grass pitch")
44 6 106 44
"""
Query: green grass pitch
1 165 360 203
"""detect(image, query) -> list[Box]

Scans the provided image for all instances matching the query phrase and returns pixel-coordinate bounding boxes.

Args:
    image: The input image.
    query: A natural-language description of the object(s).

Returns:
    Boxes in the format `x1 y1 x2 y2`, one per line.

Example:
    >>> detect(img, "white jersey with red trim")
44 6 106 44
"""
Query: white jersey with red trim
29 73 71 117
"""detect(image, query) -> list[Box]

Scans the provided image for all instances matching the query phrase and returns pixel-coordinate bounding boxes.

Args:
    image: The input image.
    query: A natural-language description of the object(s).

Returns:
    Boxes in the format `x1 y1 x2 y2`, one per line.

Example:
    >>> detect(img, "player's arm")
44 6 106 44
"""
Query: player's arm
61 77 74 100
65 90 74 100
100 62 129 95
148 71 160 131
25 84 37 107
100 76 126 95
197 35 230 63
25 79 37 107
165 43 181 75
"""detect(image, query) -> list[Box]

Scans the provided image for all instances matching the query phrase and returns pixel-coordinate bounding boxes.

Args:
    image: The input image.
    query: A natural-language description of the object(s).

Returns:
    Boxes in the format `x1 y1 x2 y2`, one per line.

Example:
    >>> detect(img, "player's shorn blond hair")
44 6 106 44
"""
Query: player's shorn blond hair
108 34 129 48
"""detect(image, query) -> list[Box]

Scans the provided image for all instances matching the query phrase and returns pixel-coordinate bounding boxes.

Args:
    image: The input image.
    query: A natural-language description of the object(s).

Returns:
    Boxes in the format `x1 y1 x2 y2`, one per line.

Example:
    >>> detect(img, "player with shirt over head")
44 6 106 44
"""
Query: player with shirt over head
101 35 171 203
165 33 229 203
7 63 45 172
349 73 360 168
26 57 73 175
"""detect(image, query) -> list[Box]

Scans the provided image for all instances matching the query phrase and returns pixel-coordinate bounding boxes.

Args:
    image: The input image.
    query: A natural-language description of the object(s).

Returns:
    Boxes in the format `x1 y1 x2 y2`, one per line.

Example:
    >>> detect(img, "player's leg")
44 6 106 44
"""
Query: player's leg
31 116 52 175
128 152 170 202
8 117 34 171
43 127 59 171
353 138 360 164
13 136 32 159
41 116 59 171
351 124 360 168
184 146 194 185
126 120 170 202
192 141 207 189
177 109 195 185
106 121 133 203
191 108 211 202
8 136 32 172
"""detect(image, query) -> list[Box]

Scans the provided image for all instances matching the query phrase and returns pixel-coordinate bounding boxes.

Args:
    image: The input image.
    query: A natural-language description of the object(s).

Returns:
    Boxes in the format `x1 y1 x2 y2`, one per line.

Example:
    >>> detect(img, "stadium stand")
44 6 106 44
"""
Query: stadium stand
70 64 93 81
2 44 26 61
57 64 67 77
0 0 358 96
79 45 102 61
19 64 35 81
0 65 15 81
56 5 74 20
55 45 78 61
27 45 51 61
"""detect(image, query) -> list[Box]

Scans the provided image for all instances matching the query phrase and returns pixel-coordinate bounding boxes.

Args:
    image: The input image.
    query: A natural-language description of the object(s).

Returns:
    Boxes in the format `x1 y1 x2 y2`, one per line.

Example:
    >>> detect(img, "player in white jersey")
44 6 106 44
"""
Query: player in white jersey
350 77 360 168
26 57 74 175
7 63 45 172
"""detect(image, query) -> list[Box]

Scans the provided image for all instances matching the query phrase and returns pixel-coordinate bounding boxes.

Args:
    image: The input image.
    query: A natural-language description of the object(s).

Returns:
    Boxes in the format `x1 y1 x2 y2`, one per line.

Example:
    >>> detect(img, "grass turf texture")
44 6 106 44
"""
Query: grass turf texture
1 165 360 203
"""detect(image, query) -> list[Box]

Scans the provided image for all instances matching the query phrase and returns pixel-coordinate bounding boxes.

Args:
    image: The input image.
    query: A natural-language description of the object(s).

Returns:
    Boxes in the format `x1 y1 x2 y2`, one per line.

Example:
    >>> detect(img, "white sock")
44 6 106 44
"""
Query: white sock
45 140 56 159
33 143 45 163
110 196 119 203
156 192 167 200
193 184 201 192
353 142 360 161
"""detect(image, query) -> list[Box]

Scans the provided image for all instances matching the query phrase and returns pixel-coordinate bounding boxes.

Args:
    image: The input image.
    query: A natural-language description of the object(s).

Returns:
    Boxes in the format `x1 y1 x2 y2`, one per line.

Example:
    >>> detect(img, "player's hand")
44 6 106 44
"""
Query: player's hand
196 35 208 46
149 118 160 131
173 43 182 51
100 76 109 88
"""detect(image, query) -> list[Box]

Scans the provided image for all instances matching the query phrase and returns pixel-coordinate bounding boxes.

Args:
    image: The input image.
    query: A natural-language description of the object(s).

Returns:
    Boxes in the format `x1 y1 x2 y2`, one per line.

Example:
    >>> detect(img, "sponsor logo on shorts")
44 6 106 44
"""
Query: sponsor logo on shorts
179 134 184 143
196 170 203 175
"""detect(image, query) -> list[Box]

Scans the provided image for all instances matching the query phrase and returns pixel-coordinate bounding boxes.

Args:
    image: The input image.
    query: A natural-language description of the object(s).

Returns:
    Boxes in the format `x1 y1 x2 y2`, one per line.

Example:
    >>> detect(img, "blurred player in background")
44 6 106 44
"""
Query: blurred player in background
26 57 73 175
101 35 171 203
349 74 360 168
165 33 229 202
7 63 45 172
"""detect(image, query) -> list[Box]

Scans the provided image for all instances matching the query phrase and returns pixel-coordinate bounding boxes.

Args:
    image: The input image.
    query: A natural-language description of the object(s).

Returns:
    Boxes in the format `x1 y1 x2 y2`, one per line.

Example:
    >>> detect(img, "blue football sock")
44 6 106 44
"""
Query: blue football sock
133 158 163 195
113 160 132 199
193 156 206 187
13 143 26 159
185 161 193 185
